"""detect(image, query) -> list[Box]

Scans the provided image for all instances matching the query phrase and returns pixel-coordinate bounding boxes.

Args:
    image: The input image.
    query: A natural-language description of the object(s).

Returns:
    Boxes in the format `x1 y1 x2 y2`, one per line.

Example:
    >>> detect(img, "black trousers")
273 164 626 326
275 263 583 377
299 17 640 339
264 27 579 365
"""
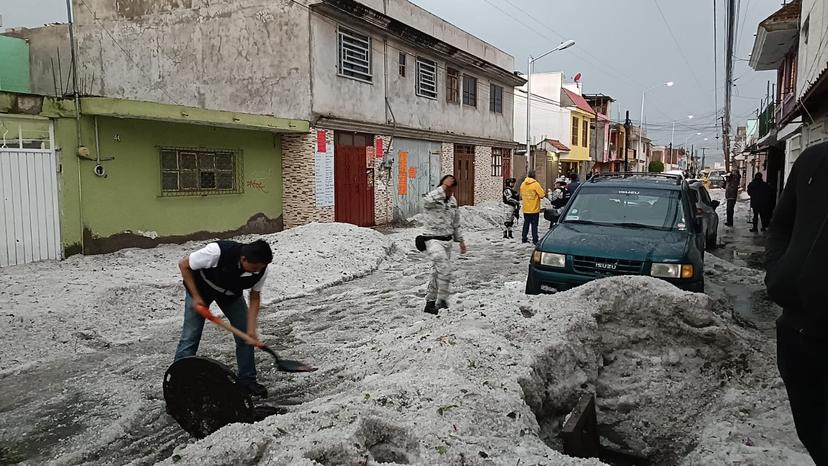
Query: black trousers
777 319 828 465
726 199 737 225
522 213 539 243
752 207 771 230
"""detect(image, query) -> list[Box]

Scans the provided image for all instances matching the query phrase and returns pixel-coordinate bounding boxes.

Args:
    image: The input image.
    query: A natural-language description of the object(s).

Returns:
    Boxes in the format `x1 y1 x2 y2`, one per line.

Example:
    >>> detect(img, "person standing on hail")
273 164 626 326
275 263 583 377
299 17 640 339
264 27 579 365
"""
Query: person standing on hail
420 175 467 315
502 178 520 239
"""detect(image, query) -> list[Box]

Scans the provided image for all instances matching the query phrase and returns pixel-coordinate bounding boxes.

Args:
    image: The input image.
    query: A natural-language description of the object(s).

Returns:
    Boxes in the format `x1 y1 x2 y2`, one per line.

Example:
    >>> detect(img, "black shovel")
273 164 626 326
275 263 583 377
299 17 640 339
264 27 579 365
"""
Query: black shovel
195 304 316 372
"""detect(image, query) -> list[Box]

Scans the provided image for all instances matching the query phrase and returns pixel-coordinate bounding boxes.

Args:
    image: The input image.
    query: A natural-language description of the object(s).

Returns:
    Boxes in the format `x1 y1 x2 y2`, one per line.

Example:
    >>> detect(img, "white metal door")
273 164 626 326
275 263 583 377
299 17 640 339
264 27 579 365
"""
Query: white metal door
0 145 62 267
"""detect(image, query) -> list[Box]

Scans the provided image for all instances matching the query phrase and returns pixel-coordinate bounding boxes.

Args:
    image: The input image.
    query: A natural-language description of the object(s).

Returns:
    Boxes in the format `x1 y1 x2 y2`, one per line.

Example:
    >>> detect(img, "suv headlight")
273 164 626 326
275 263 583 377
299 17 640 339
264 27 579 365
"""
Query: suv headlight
532 251 566 268
651 263 694 279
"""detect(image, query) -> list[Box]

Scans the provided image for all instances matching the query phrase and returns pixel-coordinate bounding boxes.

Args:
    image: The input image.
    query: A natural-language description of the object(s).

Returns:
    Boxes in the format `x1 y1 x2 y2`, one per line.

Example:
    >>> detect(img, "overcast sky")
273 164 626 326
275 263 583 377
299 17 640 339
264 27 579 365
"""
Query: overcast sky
1 0 784 162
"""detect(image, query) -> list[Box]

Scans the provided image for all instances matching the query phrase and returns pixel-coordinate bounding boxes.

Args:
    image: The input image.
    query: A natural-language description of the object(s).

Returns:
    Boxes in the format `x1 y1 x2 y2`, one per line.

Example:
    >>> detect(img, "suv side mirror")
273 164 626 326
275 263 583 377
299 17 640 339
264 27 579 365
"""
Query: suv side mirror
544 208 561 223
711 200 720 209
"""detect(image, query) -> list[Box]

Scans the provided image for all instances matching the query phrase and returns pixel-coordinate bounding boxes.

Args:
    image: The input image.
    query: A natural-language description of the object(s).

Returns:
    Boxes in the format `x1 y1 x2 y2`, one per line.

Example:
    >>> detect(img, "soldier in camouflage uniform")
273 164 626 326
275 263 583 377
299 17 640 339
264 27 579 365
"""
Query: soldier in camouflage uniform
421 175 467 315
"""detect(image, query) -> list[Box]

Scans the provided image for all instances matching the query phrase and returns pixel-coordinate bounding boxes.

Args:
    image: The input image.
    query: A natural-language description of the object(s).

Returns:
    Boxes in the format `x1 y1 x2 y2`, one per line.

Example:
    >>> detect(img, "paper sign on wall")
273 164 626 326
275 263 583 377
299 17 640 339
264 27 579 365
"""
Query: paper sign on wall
375 138 384 158
314 130 334 208
366 146 375 168
398 151 408 196
316 130 327 154
408 166 417 179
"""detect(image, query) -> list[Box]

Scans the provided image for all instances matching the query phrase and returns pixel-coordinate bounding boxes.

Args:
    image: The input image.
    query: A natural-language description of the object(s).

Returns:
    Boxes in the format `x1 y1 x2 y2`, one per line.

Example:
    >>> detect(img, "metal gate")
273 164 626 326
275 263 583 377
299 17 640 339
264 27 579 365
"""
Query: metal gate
453 144 475 206
334 132 375 227
0 122 62 267
392 138 441 222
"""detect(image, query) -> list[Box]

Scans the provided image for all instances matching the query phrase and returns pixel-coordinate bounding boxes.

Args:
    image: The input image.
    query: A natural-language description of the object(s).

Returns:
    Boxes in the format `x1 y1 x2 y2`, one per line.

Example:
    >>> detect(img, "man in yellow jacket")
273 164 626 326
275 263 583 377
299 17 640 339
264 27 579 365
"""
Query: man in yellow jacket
520 171 546 244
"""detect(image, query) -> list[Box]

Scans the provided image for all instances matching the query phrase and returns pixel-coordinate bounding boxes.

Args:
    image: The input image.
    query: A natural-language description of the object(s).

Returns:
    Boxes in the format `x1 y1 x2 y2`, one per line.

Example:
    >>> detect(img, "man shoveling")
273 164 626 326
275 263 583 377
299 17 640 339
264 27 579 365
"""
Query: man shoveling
174 239 274 398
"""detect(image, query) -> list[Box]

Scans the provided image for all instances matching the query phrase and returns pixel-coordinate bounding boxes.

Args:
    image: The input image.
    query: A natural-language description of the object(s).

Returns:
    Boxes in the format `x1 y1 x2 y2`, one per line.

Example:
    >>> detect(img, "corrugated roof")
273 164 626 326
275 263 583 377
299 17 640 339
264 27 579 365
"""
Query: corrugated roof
562 88 597 115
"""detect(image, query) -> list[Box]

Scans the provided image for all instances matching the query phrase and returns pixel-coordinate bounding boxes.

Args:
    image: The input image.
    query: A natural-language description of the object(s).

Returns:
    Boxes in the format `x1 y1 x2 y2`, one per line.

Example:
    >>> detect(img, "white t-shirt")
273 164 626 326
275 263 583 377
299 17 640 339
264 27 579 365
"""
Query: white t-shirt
189 242 268 292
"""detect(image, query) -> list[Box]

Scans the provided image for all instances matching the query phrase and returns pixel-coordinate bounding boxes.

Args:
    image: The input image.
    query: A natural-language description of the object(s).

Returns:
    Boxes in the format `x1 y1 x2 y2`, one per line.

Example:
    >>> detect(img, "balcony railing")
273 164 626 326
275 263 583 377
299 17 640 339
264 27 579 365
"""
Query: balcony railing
776 91 796 124
758 101 775 139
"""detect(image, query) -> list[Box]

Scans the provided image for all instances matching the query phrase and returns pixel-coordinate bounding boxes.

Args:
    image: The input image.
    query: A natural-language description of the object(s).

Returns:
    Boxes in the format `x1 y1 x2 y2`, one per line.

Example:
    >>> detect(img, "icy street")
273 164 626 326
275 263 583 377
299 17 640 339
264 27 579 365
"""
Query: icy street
0 199 813 465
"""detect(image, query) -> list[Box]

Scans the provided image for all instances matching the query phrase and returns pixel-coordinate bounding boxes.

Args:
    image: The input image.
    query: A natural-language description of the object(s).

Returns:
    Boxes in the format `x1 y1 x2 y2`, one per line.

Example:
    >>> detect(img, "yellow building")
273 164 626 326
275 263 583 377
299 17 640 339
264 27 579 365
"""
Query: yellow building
560 88 596 177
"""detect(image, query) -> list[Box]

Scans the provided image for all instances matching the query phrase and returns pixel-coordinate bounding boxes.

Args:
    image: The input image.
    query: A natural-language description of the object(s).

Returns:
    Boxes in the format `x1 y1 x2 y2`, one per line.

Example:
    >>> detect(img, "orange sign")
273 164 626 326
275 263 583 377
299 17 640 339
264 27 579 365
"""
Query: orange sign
409 166 417 179
398 152 408 196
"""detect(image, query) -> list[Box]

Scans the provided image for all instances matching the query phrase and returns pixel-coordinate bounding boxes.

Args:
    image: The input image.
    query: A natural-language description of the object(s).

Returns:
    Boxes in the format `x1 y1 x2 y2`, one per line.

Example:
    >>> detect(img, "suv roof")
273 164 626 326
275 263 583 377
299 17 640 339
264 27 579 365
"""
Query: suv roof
585 172 685 190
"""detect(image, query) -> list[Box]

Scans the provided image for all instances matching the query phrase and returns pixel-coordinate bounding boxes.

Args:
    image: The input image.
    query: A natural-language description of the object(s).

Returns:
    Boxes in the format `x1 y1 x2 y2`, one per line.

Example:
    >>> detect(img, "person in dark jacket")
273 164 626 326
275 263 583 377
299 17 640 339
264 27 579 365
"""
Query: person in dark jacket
724 169 741 226
747 173 774 232
765 141 828 465
502 178 520 239
564 173 581 202
175 239 273 397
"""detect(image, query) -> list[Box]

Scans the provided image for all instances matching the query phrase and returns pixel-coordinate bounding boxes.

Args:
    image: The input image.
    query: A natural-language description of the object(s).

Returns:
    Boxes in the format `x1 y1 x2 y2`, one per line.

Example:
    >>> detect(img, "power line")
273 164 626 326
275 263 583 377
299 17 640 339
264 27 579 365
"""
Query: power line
713 0 719 139
651 0 709 97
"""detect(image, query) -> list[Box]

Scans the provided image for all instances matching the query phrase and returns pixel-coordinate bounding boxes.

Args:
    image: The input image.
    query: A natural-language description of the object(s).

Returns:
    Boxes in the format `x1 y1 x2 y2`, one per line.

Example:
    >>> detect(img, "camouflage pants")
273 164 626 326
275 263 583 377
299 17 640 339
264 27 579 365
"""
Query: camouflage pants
425 239 453 302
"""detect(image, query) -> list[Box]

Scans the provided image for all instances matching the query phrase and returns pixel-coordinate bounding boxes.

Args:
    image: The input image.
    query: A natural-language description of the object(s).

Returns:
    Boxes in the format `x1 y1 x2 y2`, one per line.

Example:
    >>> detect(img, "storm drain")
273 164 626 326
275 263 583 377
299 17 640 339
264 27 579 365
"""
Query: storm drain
560 393 650 466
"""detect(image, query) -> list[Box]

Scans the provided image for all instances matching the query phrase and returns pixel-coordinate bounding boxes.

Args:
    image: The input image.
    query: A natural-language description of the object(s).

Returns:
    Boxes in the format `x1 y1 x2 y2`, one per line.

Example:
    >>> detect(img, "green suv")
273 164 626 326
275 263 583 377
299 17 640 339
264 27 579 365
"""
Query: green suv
526 173 705 294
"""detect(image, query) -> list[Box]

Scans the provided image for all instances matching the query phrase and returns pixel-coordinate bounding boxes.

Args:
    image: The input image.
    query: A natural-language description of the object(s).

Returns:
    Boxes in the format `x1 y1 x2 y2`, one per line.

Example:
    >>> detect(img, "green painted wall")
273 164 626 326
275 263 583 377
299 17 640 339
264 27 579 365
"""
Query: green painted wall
0 36 31 93
55 115 284 254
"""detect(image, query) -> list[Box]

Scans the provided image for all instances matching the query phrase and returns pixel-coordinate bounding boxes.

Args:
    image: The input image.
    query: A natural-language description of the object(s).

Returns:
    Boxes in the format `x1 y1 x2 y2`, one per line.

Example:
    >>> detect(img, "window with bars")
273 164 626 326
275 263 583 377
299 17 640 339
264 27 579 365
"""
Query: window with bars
446 68 460 104
399 52 406 77
337 27 372 83
160 148 241 195
491 148 503 176
416 57 438 99
571 117 579 147
489 84 503 113
463 74 477 107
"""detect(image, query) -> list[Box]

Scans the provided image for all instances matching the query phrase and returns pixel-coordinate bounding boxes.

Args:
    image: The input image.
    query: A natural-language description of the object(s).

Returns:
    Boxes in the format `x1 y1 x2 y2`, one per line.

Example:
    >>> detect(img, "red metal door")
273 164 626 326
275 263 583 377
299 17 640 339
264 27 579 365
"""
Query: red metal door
334 134 375 226
453 144 475 206
502 149 512 179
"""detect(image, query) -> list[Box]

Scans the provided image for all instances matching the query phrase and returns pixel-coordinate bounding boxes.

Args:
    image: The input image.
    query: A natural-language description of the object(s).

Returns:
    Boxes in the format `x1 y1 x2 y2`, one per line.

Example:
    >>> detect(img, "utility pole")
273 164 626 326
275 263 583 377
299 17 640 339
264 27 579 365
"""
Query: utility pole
723 0 736 172
691 144 695 175
701 147 707 171
624 110 631 172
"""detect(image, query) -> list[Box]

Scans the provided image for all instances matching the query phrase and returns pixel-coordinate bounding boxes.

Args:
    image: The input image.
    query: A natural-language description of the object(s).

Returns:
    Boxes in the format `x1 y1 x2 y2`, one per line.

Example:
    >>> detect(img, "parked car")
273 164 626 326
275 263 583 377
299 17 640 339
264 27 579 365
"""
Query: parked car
687 181 720 250
707 170 726 188
527 173 706 294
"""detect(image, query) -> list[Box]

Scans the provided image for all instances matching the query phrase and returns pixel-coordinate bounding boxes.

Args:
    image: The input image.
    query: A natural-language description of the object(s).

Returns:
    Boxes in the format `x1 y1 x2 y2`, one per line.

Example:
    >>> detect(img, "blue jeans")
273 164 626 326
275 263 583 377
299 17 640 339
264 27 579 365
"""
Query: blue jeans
522 212 540 243
174 292 256 383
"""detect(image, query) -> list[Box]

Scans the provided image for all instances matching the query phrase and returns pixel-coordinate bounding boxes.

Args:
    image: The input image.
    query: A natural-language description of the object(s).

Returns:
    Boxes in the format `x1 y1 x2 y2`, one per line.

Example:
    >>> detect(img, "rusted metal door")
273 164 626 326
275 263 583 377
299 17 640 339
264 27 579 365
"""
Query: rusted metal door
502 150 512 179
453 144 475 206
392 138 441 222
334 132 375 226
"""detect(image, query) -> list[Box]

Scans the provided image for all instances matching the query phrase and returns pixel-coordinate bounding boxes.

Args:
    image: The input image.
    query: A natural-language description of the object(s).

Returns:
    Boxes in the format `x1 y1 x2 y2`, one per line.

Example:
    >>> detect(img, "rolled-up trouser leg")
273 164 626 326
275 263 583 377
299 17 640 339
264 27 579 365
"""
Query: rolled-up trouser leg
425 240 453 302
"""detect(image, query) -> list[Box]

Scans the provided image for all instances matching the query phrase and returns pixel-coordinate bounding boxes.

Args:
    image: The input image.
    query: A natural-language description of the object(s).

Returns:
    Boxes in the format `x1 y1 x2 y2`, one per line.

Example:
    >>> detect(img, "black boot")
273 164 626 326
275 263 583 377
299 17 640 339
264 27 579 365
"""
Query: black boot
424 301 438 315
508 230 513 239
503 230 508 239
436 300 449 311
240 381 268 398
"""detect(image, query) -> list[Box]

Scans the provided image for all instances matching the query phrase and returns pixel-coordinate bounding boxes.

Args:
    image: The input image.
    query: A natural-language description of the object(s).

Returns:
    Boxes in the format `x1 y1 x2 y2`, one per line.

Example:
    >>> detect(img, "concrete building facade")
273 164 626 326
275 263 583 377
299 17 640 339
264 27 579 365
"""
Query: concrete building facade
72 0 525 226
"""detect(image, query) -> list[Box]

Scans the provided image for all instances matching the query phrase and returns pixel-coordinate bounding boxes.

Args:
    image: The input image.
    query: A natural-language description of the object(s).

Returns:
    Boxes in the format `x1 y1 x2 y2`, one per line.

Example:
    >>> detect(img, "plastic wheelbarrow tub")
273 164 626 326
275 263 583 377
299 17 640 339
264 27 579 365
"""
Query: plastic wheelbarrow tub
163 356 281 438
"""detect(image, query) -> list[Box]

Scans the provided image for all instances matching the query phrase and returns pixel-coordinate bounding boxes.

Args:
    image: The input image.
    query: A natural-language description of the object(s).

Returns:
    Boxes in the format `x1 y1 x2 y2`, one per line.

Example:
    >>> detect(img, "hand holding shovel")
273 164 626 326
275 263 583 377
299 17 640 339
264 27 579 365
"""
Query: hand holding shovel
194 304 316 373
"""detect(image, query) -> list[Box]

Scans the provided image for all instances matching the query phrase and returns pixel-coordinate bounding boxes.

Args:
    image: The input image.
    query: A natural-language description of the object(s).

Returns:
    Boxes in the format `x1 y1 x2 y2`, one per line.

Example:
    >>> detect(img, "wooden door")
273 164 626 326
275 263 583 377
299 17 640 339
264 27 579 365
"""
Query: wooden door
334 132 375 226
453 144 475 206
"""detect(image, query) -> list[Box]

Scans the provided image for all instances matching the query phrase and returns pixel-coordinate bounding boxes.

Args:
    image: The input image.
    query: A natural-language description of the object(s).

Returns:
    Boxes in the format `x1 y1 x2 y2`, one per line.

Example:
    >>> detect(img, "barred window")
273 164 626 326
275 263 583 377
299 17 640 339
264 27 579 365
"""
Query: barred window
337 27 372 83
489 84 503 113
491 148 503 176
160 148 241 196
416 57 438 99
399 52 406 77
446 68 460 104
463 74 477 107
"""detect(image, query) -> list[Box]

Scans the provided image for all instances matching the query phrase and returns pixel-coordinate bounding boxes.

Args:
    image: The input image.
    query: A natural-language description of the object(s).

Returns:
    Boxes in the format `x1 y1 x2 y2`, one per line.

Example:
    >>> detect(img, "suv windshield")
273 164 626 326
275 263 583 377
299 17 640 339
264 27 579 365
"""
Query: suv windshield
563 186 688 230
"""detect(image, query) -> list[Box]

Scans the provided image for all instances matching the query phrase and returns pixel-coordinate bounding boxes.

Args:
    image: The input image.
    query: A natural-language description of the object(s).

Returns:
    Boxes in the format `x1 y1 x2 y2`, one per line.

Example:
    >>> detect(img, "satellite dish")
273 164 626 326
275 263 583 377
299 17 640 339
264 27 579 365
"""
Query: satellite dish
574 73 582 82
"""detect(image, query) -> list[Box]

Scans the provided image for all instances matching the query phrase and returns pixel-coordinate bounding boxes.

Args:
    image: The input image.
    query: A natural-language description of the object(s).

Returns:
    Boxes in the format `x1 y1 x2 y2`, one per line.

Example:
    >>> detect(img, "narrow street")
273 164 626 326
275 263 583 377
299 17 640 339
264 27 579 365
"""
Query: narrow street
0 211 806 465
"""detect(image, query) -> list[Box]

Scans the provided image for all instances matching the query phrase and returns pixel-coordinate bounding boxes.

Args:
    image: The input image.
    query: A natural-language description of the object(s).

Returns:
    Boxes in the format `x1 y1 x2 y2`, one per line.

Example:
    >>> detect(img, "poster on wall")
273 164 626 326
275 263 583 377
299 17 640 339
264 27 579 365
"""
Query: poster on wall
314 130 335 208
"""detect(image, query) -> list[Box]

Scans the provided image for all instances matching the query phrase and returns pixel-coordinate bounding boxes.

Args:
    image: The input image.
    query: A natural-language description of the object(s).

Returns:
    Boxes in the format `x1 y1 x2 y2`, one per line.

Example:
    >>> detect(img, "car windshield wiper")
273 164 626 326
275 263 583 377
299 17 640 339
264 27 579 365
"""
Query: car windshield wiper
563 219 604 226
612 222 669 230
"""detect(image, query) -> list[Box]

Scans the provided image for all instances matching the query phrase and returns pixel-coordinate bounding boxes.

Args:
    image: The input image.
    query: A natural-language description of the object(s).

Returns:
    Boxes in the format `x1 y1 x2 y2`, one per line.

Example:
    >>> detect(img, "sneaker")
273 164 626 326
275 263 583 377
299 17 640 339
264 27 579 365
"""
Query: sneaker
240 381 268 398
424 301 438 315
436 300 449 311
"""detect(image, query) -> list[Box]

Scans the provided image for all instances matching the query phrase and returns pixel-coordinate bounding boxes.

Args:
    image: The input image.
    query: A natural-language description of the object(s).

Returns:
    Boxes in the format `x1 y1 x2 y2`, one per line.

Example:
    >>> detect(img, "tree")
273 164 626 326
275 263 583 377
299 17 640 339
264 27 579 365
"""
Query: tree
648 160 665 173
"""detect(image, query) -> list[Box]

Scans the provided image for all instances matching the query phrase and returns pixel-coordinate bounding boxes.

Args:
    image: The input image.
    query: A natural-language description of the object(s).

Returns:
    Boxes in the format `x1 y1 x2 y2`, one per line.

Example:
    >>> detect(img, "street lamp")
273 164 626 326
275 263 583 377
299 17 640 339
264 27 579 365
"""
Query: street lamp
526 39 575 173
639 81 674 166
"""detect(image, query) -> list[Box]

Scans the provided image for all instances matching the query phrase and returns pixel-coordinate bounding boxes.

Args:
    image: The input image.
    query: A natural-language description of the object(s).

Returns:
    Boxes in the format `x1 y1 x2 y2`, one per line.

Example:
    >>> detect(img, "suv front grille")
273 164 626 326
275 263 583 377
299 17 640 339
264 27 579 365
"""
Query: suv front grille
572 255 644 276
